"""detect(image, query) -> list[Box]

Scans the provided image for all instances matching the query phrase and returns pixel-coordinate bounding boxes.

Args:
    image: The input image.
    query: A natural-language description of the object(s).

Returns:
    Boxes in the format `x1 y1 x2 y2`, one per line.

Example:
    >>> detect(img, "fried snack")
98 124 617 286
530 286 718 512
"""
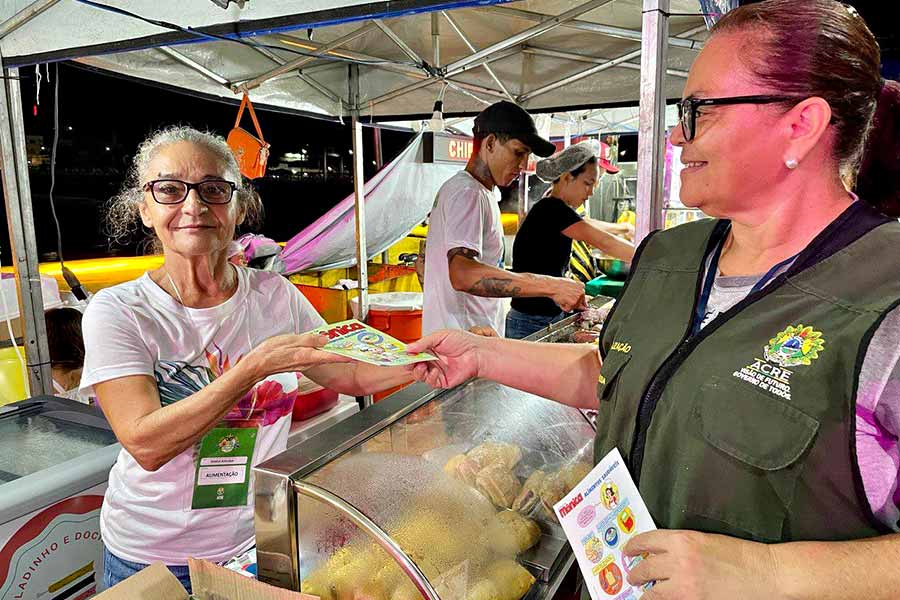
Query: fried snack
484 560 535 600
329 558 381 600
466 579 502 600
300 573 334 600
466 442 522 470
302 546 357 600
456 457 482 486
560 462 592 490
444 453 481 486
537 473 567 520
484 510 541 555
475 464 521 509
391 580 424 600
393 509 479 568
512 470 546 514
515 469 567 521
444 454 467 478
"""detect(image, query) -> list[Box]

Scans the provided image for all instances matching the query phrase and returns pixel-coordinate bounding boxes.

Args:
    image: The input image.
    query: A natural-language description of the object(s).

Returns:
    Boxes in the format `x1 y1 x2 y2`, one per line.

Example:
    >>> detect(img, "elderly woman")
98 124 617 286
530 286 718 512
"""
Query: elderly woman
81 127 409 591
409 1 900 597
506 140 634 338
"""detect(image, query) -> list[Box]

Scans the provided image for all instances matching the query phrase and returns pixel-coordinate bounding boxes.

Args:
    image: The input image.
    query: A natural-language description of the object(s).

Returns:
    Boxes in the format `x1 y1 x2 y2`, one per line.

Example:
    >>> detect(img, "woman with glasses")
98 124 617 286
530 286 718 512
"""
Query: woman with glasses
409 1 900 596
80 126 410 591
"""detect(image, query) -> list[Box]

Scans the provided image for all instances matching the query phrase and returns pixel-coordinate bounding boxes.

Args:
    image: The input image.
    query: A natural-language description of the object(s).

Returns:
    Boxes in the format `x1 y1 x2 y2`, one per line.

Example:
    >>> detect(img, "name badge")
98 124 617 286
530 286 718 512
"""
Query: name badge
191 427 258 510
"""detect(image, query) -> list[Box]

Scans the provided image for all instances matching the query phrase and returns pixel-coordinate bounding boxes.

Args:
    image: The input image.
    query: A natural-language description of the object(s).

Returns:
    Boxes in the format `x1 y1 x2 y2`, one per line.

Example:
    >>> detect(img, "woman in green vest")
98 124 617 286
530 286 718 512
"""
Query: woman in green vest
409 0 900 597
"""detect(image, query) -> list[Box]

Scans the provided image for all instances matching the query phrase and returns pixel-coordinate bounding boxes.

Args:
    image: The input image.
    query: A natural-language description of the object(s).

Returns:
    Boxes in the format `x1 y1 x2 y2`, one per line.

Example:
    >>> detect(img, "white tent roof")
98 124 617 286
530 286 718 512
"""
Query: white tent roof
0 0 707 119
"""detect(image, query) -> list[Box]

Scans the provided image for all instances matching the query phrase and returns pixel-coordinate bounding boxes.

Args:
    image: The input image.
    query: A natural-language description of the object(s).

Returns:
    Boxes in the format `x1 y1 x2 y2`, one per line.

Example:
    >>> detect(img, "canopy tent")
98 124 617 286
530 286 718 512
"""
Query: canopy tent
1 0 705 117
1 0 707 398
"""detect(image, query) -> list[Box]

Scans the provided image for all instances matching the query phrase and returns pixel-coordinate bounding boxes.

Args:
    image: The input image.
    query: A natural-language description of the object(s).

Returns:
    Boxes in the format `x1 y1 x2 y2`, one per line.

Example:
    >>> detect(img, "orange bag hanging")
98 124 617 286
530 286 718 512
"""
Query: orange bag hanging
227 94 271 179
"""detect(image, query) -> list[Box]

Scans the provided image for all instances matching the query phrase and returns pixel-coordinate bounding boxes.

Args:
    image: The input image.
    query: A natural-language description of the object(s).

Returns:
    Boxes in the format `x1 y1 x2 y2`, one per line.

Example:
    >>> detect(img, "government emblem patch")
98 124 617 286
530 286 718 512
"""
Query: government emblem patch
764 324 825 367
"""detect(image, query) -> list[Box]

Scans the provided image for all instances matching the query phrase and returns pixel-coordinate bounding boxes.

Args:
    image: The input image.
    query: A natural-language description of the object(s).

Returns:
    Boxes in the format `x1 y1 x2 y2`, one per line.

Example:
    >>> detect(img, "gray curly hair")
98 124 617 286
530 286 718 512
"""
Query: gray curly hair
105 125 262 252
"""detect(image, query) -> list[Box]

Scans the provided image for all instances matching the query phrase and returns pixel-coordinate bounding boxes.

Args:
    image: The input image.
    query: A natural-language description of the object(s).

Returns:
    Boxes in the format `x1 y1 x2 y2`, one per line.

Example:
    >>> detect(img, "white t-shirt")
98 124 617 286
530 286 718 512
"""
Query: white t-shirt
80 266 325 565
422 170 505 336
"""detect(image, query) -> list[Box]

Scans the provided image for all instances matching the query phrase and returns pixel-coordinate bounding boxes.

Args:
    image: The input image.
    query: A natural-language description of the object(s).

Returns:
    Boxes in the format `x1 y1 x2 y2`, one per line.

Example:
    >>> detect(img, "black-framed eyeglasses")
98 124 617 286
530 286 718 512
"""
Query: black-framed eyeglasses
677 95 801 141
143 179 236 205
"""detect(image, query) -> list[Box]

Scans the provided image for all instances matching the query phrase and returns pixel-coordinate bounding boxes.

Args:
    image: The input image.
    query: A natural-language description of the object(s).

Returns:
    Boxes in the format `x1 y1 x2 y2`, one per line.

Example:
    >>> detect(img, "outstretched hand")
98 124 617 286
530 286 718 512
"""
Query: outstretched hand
248 332 353 378
406 330 486 389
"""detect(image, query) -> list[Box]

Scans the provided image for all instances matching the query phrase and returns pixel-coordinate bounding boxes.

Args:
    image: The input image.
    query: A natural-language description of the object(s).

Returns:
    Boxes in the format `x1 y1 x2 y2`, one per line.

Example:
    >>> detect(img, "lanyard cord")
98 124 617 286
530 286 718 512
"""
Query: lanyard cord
164 268 256 419
692 232 800 336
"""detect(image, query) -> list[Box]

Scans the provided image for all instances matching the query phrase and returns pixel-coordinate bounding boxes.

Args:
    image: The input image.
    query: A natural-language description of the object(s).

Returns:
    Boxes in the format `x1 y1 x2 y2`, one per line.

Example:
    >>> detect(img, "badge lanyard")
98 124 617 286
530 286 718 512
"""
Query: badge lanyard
166 269 261 510
692 233 800 336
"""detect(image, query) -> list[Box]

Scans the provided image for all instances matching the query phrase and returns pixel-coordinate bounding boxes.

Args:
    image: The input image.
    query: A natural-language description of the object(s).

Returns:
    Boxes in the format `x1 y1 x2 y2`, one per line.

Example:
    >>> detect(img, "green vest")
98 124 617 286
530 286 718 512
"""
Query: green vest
595 203 900 543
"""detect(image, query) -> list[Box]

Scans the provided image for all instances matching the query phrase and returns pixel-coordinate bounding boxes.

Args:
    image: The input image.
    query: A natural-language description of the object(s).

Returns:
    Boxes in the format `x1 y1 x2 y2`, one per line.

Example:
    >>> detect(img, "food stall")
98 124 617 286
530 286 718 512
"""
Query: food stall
254 380 595 599
0 2 707 596
1 0 706 396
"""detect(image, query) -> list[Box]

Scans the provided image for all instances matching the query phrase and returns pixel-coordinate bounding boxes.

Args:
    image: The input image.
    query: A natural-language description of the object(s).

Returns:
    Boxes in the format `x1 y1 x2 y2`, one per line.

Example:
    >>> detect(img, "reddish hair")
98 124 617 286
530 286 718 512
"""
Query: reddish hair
713 0 881 174
857 80 900 216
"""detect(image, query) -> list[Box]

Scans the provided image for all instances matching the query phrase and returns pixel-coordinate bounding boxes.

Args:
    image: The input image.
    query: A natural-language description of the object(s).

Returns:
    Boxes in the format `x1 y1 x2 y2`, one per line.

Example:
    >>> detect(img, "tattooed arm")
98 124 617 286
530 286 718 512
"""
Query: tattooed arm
446 247 586 311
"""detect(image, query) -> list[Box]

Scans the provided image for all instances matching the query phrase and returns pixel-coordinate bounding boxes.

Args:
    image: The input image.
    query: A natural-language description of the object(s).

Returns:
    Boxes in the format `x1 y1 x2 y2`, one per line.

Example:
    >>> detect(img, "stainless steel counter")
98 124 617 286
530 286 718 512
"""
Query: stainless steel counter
254 378 595 599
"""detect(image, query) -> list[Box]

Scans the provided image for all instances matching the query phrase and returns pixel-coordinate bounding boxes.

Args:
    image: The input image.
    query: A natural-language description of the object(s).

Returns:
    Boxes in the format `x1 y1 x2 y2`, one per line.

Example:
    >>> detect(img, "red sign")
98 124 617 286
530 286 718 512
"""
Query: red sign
321 321 364 340
447 139 473 161
423 133 473 164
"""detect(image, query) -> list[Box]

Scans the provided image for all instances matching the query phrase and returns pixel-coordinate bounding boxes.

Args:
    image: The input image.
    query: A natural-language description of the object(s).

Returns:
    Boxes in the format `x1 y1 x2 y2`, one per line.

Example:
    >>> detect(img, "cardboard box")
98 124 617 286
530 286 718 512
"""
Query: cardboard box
94 558 317 600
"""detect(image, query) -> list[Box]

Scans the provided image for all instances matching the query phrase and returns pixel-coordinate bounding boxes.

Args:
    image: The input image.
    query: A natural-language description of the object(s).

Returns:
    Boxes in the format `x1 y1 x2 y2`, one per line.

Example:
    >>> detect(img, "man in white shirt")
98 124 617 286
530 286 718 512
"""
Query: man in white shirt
423 101 586 336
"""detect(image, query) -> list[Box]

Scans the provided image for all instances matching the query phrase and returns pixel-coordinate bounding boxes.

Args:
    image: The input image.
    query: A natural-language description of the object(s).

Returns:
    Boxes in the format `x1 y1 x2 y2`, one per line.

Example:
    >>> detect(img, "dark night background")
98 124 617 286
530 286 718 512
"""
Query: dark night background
0 63 416 265
1 0 895 266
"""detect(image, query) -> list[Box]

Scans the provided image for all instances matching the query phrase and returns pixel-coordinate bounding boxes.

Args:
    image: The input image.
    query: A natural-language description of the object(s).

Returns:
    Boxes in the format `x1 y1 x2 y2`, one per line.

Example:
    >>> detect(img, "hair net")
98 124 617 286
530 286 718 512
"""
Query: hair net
535 139 600 183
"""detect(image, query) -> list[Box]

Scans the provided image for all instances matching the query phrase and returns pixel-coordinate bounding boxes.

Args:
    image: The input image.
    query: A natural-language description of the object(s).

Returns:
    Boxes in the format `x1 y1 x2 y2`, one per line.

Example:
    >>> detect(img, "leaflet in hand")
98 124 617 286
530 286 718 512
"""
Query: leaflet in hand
311 319 437 366
554 447 656 599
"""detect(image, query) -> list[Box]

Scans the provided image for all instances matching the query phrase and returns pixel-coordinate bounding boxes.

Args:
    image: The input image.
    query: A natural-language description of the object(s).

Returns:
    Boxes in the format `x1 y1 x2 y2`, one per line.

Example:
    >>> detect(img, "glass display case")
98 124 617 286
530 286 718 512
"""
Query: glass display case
254 378 595 600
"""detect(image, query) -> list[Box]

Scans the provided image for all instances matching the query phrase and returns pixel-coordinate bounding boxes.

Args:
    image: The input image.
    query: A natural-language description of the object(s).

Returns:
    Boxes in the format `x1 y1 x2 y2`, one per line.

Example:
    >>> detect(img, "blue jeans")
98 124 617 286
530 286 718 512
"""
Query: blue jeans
505 308 567 339
103 546 192 594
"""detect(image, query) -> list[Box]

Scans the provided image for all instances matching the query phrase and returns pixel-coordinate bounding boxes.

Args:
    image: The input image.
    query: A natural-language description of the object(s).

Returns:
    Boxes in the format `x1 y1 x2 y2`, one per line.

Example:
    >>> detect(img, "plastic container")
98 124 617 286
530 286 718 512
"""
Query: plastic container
349 292 423 402
585 275 625 299
293 375 339 422
0 346 28 406
349 292 423 344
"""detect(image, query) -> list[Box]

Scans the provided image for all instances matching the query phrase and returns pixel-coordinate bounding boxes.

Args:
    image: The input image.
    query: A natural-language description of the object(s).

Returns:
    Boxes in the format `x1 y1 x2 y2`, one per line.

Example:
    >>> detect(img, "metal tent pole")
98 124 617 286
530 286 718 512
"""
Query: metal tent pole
349 64 371 409
375 127 389 264
481 5 704 51
443 0 616 75
635 0 670 243
0 61 52 395
236 23 375 93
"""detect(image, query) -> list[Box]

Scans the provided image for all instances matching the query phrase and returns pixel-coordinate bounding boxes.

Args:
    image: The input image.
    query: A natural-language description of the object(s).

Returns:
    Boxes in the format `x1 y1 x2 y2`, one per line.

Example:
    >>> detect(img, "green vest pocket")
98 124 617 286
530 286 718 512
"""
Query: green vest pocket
692 377 819 471
597 352 631 402
678 376 821 541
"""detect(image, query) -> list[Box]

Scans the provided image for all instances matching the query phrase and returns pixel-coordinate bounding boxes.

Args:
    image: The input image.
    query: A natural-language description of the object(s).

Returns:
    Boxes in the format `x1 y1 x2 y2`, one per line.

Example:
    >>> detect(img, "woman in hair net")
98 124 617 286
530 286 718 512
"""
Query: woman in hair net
506 140 634 339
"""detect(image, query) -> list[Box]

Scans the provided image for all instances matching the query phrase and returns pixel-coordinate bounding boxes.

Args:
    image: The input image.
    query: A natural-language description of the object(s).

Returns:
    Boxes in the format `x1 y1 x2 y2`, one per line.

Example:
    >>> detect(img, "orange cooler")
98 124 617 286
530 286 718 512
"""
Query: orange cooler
350 292 423 401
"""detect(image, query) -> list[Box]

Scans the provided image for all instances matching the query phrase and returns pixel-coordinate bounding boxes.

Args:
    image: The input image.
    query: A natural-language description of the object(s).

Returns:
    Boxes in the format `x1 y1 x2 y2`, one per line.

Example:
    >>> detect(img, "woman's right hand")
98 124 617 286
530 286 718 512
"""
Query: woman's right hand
246 332 353 378
406 330 486 388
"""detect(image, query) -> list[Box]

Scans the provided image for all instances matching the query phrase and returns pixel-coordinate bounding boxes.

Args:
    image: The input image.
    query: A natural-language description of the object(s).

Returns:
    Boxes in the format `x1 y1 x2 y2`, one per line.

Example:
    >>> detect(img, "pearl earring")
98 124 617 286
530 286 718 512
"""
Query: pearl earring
785 158 799 170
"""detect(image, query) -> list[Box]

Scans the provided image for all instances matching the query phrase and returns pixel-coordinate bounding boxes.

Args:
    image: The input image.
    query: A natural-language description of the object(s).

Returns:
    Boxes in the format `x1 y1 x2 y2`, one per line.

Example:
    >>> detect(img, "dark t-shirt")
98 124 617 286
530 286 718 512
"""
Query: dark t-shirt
511 196 582 316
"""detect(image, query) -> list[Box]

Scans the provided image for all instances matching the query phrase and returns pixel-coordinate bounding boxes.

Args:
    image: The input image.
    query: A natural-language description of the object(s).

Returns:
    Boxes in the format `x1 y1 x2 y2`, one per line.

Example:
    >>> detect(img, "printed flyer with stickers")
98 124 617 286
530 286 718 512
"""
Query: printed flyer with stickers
310 319 437 366
553 448 656 599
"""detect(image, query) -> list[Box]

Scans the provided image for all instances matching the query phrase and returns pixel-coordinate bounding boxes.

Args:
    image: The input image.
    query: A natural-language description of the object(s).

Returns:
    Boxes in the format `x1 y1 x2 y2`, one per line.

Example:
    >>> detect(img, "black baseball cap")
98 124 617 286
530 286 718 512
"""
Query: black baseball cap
472 101 555 157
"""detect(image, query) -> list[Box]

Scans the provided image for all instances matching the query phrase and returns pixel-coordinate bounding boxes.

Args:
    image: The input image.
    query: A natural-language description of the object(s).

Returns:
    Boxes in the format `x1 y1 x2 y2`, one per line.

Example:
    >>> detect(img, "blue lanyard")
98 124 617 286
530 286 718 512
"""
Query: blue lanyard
692 235 799 336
